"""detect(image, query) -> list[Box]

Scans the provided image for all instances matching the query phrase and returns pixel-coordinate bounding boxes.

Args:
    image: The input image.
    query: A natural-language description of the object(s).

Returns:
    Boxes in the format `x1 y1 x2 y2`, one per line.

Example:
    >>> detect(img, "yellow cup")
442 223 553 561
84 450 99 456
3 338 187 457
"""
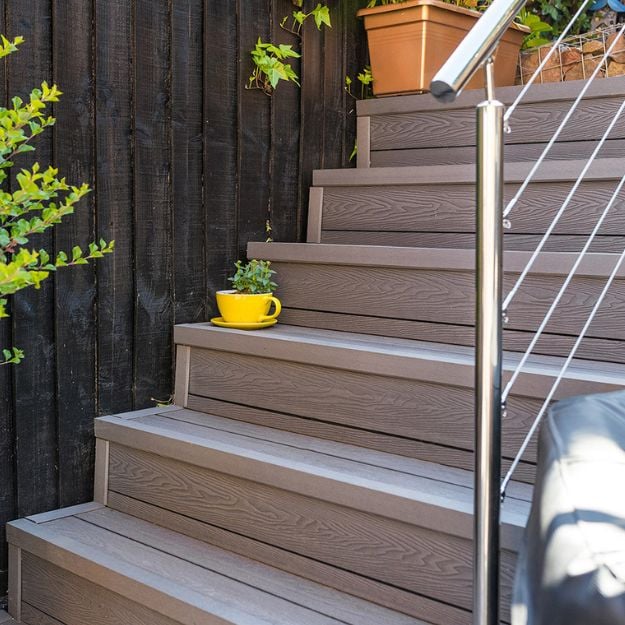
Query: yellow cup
216 290 282 324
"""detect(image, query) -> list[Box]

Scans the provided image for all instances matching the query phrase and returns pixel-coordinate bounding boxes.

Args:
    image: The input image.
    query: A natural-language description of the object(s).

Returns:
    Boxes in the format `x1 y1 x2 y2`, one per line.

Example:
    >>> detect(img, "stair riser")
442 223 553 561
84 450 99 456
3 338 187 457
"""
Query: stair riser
19 554 176 625
277 309 625 365
364 93 625 160
320 232 625 254
319 181 625 239
369 139 625 168
271 262 625 348
108 490 470 625
187 346 540 468
106 443 518 617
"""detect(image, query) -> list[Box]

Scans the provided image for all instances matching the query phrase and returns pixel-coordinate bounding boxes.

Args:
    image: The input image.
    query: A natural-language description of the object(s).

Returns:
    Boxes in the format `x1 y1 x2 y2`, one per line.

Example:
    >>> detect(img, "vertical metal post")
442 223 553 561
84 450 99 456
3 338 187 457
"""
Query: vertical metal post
474 59 504 625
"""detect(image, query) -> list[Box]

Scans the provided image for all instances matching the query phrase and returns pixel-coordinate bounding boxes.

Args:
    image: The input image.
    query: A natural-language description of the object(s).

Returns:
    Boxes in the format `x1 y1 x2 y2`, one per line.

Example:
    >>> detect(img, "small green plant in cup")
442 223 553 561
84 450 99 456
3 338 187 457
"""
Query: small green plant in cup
229 259 277 294
214 260 281 328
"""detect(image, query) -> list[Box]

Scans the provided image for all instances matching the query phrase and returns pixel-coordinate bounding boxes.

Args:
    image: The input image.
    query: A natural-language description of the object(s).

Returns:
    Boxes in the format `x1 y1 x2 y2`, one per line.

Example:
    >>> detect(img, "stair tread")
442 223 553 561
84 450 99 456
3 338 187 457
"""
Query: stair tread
97 407 530 548
175 322 625 392
313 157 625 187
9 506 428 625
248 241 625 278
356 76 625 116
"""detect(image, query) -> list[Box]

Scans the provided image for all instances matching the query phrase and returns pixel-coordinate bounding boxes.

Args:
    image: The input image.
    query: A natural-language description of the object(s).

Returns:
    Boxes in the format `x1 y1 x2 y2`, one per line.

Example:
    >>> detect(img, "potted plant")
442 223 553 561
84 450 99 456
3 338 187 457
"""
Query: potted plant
357 0 529 96
212 260 281 329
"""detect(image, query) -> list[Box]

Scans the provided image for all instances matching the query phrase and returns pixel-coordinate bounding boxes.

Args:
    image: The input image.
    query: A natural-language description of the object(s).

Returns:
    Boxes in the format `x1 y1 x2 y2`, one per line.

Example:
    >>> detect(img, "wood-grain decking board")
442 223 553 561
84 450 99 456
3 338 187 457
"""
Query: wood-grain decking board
8 509 431 625
317 180 625 236
183 394 536 483
244 243 625 363
278 308 625 365
22 554 178 625
357 75 625 117
108 491 465 625
172 324 624 479
268 261 625 341
186 345 542 465
313 157 625 187
357 77 625 151
105 443 519 614
95 409 532 530
319 232 625 254
88 408 531 622
370 139 625 168
20 604 66 625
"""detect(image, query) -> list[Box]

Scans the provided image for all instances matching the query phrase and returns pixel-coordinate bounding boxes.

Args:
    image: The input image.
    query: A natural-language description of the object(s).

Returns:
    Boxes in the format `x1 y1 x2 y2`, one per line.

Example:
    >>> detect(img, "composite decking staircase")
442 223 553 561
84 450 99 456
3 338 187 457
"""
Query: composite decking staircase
6 79 625 625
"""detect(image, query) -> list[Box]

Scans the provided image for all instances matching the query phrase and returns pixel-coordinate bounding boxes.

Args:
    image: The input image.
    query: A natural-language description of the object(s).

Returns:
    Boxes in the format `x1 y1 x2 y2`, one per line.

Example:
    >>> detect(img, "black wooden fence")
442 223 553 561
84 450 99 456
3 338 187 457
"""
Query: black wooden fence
0 0 367 594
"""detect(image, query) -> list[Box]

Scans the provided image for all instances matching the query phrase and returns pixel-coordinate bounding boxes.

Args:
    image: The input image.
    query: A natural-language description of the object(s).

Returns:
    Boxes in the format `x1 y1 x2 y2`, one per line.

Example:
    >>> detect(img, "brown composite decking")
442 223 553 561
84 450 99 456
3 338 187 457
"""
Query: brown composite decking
309 159 625 253
249 243 625 364
7 78 625 625
357 76 625 167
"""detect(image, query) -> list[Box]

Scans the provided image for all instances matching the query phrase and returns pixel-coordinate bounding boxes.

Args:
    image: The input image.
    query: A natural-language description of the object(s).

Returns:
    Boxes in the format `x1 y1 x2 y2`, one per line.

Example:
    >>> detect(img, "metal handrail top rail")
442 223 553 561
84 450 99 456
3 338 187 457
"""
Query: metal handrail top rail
430 0 526 102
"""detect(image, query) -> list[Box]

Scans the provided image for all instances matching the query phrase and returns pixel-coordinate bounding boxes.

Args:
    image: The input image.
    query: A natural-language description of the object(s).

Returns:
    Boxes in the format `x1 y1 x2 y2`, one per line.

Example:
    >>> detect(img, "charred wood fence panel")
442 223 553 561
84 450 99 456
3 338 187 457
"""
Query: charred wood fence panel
0 0 366 594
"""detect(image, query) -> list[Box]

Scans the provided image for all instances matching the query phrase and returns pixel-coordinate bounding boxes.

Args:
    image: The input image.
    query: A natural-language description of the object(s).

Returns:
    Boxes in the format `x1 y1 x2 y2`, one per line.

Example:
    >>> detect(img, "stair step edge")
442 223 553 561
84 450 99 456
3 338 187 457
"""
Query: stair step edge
247 242 625 278
95 411 529 549
174 324 625 399
8 517 253 625
313 158 625 187
356 76 625 117
9 510 426 625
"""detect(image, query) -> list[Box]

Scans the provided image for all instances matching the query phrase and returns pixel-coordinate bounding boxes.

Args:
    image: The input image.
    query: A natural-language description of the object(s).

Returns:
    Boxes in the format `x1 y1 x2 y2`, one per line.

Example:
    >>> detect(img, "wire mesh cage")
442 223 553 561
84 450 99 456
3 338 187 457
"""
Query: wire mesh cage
517 24 625 85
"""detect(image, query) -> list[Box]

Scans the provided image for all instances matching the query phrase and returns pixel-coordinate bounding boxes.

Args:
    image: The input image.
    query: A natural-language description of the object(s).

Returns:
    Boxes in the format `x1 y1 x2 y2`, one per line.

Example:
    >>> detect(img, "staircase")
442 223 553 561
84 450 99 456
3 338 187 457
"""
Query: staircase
6 79 625 625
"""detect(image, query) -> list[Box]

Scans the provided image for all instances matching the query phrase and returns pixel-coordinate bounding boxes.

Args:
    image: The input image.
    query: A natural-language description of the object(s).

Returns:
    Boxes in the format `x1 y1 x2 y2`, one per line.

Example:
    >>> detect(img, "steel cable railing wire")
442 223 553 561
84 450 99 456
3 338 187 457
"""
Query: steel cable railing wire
496 7 625 494
501 247 625 495
504 0 595 123
502 96 625 313
501 170 625 405
504 20 625 219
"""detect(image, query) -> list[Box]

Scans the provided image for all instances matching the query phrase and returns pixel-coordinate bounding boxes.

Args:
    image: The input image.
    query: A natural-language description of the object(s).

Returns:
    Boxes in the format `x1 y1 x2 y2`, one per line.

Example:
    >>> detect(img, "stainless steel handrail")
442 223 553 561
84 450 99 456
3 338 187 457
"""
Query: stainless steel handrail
428 3 612 625
430 0 526 103
474 59 505 625
429 4 529 625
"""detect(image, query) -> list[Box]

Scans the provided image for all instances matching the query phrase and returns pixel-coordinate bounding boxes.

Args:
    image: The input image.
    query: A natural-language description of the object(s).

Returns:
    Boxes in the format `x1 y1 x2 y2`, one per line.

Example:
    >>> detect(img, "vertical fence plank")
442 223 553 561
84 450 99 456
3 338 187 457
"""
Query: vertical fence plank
95 0 135 416
270 0 301 244
0 4 15 595
321 2 345 171
172 0 206 325
237 0 272 260
299 16 325 242
0 0 368 595
7 0 59 520
133 0 174 406
204 0 239 315
52 0 97 508
343 0 368 166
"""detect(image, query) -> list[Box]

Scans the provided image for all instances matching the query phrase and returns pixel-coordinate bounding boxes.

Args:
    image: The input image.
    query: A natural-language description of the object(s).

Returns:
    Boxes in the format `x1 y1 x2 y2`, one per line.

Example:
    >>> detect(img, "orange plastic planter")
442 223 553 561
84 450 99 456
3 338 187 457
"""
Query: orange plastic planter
358 0 527 97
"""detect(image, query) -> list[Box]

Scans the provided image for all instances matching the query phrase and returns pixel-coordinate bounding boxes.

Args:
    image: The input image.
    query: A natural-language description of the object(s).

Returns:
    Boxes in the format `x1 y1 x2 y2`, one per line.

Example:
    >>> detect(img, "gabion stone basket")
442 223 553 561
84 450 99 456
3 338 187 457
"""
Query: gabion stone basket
517 24 625 85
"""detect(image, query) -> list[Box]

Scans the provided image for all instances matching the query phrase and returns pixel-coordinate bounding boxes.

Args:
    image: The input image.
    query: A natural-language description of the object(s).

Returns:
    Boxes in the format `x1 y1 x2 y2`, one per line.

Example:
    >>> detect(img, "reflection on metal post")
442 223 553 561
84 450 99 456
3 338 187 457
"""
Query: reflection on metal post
474 58 504 625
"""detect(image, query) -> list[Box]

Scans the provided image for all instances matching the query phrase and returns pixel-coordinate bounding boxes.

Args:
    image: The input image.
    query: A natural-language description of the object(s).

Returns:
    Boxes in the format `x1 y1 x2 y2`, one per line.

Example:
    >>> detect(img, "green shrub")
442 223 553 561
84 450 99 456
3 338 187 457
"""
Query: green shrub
0 35 113 365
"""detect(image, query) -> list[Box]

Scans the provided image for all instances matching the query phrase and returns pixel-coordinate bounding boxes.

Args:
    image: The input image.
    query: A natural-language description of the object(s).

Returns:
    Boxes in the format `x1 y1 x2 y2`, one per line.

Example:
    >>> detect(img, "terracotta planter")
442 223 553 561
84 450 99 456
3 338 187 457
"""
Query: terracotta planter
358 0 527 97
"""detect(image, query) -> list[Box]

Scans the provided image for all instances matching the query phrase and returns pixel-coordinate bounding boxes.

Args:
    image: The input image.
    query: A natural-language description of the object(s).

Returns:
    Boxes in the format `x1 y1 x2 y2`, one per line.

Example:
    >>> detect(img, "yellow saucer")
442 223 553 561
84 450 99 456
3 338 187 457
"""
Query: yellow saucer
210 316 278 330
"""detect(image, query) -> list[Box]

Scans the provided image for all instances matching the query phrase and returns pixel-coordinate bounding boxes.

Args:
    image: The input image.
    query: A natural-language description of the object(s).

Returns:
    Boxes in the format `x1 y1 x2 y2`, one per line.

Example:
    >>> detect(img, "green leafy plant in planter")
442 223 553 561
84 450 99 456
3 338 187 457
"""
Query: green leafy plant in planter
526 0 593 38
365 0 481 8
0 35 114 365
213 260 281 329
229 259 277 295
517 8 553 49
